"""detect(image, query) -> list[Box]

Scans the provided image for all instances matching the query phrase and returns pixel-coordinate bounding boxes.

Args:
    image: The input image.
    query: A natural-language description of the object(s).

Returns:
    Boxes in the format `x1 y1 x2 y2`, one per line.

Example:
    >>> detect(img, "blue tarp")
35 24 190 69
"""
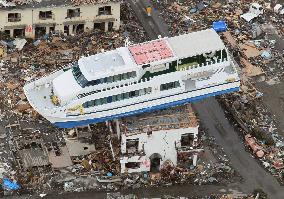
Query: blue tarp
2 177 20 190
212 21 227 32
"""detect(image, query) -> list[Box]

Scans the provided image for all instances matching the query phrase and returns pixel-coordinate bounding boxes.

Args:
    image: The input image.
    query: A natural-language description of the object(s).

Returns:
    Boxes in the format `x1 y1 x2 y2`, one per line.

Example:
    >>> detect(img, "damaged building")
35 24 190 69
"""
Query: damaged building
118 104 200 173
0 0 120 38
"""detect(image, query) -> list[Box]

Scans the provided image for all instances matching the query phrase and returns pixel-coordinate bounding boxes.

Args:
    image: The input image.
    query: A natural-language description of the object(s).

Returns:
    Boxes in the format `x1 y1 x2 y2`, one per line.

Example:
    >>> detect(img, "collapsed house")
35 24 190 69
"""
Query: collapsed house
0 0 120 38
118 104 199 173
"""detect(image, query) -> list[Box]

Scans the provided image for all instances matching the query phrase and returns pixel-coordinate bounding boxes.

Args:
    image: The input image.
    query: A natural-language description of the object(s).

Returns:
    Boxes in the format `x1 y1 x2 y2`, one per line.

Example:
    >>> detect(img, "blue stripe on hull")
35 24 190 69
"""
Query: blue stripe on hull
54 87 239 128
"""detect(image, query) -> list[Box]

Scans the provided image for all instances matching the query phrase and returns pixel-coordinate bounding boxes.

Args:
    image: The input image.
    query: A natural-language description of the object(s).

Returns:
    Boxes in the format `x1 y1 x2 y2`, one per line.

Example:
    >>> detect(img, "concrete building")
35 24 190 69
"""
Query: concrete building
118 104 200 173
0 0 120 38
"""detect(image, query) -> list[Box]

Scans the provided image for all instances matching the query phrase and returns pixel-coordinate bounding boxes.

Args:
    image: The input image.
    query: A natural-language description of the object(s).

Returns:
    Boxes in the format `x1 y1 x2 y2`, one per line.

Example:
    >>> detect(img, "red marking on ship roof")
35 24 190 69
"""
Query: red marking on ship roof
128 40 173 65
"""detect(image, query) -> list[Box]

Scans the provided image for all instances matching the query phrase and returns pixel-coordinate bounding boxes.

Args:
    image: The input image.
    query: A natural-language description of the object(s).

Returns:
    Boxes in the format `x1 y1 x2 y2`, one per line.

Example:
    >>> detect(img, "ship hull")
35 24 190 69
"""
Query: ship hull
52 81 240 128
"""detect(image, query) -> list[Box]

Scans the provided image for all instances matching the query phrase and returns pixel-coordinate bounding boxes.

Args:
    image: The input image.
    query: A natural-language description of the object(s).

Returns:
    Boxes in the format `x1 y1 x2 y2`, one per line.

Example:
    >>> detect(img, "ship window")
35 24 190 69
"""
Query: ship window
122 73 128 80
130 71 136 78
72 63 88 87
117 94 123 101
106 76 113 83
160 81 180 91
145 87 152 94
222 49 227 60
94 99 101 106
139 88 146 95
123 92 130 99
112 95 117 102
101 97 107 104
135 90 139 96
130 91 136 97
114 74 121 82
87 100 94 107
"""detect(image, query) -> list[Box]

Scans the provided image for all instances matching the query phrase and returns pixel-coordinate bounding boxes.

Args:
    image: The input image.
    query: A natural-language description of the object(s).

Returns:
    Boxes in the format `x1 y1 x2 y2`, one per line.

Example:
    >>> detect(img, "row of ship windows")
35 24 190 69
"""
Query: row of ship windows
72 63 136 88
82 81 180 108
82 87 152 108
89 71 136 86
160 81 180 91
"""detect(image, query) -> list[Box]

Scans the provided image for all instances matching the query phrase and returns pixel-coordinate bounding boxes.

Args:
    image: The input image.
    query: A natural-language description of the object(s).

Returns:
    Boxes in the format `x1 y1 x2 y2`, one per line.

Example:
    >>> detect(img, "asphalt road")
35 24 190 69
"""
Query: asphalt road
129 0 284 198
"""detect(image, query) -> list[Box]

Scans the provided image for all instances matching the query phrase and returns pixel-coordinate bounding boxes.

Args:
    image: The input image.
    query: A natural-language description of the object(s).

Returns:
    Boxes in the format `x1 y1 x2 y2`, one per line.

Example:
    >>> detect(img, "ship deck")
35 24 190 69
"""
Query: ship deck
26 84 58 110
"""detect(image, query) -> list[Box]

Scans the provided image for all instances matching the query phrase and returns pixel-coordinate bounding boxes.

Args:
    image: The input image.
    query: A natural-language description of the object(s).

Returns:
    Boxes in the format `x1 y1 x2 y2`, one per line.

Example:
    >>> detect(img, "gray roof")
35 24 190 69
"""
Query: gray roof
167 29 225 58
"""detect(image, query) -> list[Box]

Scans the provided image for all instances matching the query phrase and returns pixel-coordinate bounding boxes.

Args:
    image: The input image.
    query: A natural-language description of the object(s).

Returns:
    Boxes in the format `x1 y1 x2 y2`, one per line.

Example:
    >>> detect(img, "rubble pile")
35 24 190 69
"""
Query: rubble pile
219 81 284 184
0 113 239 195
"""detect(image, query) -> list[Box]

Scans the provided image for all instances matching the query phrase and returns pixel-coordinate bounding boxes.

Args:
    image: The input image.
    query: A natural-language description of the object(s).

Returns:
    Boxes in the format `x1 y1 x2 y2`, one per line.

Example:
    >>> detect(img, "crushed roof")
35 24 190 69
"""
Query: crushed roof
120 104 198 136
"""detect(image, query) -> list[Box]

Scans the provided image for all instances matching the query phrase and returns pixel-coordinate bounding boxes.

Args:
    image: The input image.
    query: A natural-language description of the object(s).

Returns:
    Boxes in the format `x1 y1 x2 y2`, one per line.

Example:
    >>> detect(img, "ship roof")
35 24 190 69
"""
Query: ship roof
79 47 137 81
78 29 225 81
167 29 225 58
128 40 174 65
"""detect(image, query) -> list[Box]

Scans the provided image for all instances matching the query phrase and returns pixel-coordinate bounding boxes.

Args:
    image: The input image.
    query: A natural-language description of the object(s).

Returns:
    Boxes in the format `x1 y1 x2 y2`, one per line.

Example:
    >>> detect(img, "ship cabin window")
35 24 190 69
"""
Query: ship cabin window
85 71 136 87
160 81 180 91
222 49 227 60
82 87 152 108
72 63 88 87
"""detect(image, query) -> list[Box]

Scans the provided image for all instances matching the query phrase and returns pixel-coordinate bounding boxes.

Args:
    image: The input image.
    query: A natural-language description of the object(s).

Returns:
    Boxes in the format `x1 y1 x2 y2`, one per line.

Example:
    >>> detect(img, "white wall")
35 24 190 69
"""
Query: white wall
121 127 198 169
120 155 150 173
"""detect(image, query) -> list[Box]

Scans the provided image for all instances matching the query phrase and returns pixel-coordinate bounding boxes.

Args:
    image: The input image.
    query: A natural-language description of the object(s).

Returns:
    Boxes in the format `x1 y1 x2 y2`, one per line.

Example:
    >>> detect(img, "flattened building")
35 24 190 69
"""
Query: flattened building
0 0 120 38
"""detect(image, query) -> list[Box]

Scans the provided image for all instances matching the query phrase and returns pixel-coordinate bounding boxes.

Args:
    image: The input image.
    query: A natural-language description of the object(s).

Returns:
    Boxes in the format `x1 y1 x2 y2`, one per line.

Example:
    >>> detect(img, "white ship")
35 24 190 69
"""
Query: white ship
24 29 240 128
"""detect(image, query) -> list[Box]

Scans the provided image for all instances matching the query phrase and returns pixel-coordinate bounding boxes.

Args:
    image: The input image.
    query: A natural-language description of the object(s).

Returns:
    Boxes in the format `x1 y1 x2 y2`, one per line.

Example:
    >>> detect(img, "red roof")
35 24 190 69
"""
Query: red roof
128 40 173 65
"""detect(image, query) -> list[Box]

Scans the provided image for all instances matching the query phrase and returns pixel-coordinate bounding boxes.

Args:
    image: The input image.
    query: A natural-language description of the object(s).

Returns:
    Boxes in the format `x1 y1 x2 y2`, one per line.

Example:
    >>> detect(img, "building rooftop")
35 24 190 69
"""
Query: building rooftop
120 104 198 136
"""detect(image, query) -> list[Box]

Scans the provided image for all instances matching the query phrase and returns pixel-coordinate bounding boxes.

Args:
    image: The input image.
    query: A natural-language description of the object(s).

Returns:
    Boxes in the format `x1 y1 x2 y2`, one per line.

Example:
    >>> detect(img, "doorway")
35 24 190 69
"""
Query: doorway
35 27 46 38
149 153 162 172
